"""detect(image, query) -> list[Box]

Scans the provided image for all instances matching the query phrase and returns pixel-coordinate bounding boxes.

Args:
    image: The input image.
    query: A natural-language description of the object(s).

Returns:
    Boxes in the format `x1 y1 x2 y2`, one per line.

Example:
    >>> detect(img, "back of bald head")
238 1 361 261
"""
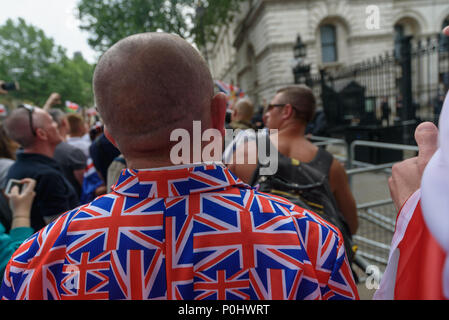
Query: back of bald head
4 108 35 148
233 98 254 122
93 32 214 156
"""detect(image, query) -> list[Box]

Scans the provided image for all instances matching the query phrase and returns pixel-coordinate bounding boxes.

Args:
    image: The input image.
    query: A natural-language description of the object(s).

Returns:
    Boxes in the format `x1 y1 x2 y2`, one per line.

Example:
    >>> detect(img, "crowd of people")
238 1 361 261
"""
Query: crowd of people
0 87 123 277
0 26 446 300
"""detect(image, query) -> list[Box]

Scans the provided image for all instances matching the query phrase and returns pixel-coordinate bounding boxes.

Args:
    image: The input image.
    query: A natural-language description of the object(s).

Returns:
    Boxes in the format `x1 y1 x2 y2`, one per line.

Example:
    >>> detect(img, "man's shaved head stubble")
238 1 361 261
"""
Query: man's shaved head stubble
93 33 217 165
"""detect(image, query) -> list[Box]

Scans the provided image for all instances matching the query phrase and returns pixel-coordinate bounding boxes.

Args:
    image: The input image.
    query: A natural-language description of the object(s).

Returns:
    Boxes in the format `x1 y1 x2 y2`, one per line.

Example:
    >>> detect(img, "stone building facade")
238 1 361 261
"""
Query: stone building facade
206 0 449 108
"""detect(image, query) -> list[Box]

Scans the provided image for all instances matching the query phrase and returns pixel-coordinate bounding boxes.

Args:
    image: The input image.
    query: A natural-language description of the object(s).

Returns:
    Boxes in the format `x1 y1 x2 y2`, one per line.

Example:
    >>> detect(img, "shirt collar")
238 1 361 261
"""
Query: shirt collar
17 152 58 164
111 162 249 198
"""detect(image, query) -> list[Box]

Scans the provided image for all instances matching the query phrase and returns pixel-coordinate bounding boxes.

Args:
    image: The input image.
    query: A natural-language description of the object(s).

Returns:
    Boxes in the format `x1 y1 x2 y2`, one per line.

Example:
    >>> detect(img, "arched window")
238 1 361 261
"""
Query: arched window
320 24 337 63
394 24 405 60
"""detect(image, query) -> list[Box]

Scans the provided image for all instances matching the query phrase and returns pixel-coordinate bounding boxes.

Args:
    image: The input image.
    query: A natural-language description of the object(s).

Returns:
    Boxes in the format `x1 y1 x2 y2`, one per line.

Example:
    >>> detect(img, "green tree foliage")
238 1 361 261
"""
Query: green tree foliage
76 0 244 52
190 0 244 47
0 18 94 108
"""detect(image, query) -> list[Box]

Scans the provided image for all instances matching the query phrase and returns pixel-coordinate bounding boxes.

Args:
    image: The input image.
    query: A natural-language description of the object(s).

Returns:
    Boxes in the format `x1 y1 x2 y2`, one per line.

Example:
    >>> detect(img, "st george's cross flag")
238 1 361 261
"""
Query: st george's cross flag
374 91 449 300
373 190 446 299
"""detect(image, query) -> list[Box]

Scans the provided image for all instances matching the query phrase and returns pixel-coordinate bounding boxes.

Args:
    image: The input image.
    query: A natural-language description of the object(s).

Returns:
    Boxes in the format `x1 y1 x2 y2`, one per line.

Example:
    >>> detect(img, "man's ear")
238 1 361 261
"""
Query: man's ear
231 108 238 121
210 93 227 138
281 104 295 120
61 118 69 130
35 127 47 141
104 126 118 147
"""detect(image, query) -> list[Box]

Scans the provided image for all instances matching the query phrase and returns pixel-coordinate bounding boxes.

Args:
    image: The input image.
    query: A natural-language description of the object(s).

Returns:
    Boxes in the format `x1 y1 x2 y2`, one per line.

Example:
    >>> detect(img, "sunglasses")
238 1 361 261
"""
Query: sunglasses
264 103 287 113
19 104 36 136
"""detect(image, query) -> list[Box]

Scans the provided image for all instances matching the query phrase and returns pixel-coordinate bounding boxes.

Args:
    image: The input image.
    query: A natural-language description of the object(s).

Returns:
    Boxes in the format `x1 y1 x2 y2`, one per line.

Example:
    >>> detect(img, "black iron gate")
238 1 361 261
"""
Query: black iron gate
306 33 449 163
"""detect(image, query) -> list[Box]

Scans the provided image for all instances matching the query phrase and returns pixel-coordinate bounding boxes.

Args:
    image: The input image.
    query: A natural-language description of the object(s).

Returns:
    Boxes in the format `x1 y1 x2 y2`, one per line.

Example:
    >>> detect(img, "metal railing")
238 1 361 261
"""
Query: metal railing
348 139 418 169
308 33 449 127
310 136 419 278
309 135 348 164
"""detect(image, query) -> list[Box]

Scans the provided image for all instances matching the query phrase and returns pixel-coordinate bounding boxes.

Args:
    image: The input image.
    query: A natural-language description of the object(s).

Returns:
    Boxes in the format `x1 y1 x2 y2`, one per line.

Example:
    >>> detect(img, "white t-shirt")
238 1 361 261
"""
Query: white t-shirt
66 135 91 158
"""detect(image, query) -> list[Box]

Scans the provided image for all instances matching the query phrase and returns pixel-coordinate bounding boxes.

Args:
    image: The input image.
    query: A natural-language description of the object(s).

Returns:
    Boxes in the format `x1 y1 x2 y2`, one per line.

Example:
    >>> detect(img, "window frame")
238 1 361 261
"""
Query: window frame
320 24 338 63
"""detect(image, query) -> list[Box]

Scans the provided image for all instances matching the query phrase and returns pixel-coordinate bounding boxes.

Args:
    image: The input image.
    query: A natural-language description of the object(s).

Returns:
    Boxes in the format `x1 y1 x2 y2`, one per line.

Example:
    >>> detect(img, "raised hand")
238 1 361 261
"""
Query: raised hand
388 122 438 210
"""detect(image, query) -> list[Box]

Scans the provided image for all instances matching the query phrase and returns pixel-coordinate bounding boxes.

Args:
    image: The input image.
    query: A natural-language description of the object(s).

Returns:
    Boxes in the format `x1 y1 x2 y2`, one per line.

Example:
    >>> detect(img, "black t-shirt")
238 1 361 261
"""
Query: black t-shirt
6 153 79 232
89 134 120 182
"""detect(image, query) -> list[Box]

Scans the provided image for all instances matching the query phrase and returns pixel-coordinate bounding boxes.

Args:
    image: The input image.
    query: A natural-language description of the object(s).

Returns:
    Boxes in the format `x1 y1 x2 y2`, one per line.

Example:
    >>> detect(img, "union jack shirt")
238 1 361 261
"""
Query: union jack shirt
0 163 358 300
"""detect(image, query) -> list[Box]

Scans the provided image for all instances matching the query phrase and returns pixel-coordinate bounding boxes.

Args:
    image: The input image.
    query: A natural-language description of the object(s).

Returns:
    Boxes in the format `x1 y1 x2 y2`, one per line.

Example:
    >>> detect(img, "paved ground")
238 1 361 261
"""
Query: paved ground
352 172 395 300
357 283 377 300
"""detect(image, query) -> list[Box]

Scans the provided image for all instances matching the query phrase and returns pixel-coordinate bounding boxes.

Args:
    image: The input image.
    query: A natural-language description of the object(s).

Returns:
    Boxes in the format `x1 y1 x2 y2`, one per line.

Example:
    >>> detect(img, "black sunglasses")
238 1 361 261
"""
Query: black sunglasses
264 103 287 113
19 104 36 136
265 103 301 115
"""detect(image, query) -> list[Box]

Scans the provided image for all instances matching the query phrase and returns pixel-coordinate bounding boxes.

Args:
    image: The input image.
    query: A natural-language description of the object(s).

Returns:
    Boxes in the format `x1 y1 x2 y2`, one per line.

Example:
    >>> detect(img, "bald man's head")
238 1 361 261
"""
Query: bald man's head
232 99 254 122
4 108 36 148
93 33 215 156
5 107 61 148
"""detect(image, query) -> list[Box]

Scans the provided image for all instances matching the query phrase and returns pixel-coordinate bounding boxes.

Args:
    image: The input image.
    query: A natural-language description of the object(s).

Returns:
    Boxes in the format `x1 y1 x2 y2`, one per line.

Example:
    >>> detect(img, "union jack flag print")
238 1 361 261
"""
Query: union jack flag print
0 163 358 300
214 80 245 109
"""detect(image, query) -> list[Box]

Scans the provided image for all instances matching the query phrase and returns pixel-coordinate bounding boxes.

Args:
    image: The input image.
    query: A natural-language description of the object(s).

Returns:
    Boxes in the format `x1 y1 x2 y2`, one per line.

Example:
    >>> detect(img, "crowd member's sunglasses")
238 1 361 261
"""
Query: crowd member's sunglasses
264 103 287 113
19 104 36 136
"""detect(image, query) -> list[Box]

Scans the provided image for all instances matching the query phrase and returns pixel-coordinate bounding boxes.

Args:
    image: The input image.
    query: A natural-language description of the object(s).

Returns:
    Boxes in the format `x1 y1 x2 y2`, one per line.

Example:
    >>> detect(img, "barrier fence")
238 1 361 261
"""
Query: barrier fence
310 136 419 281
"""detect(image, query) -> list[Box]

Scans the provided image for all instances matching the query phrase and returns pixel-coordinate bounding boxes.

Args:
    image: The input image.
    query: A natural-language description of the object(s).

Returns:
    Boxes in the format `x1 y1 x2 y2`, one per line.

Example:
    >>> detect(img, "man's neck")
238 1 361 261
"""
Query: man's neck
123 138 225 170
69 133 85 138
235 114 253 122
125 154 222 170
125 157 174 170
59 129 68 142
23 143 56 158
276 120 306 137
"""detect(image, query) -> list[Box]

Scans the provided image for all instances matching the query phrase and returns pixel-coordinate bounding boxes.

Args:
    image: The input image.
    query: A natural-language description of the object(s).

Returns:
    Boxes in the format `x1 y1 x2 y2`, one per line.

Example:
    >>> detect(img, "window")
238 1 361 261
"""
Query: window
394 24 405 60
320 25 337 63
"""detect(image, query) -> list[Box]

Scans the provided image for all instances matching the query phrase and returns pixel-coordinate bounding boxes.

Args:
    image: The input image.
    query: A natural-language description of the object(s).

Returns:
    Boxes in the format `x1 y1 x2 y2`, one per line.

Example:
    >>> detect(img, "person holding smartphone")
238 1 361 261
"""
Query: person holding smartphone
0 178 36 278
3 104 79 231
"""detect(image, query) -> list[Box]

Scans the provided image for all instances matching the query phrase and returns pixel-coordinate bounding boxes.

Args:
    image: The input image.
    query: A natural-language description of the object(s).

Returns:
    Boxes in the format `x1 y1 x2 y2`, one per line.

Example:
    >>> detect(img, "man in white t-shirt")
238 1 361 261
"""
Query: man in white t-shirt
66 113 91 158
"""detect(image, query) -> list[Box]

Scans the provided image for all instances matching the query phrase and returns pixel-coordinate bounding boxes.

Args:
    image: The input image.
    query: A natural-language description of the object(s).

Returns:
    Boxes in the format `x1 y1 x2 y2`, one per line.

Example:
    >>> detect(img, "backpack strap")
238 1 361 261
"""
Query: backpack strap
307 147 334 178
248 132 289 186
248 133 333 186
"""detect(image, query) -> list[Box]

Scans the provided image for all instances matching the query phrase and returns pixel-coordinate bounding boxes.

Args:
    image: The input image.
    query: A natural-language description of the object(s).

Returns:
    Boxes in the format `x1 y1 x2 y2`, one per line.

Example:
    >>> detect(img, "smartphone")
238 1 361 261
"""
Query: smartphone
1 82 19 91
5 179 26 195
